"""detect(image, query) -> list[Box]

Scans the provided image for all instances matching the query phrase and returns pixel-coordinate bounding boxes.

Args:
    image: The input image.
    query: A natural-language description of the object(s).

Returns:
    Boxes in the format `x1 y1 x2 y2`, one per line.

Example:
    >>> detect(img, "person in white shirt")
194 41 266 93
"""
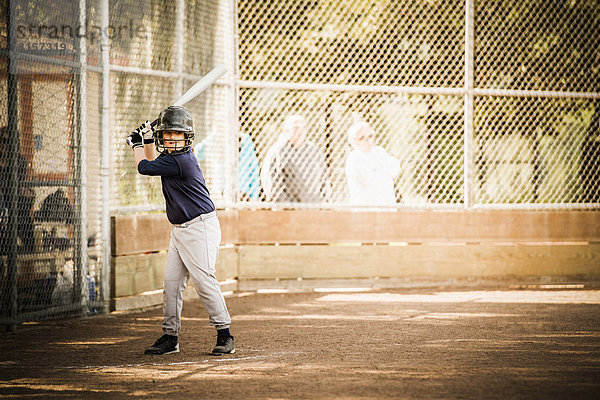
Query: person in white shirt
260 115 331 203
345 121 401 207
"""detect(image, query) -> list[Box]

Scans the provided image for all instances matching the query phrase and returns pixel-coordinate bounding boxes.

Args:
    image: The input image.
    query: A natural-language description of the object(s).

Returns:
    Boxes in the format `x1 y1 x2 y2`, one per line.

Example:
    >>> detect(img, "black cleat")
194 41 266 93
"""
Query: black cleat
212 334 235 355
144 334 179 355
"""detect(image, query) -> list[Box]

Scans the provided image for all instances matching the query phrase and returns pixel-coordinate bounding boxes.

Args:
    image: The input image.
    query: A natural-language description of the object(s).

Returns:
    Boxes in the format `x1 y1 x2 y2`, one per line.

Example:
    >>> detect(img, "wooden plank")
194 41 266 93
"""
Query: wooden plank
219 210 239 244
112 213 171 256
111 247 238 298
237 277 578 292
112 209 238 256
113 210 600 254
235 210 600 244
217 246 239 280
238 244 600 280
111 252 168 297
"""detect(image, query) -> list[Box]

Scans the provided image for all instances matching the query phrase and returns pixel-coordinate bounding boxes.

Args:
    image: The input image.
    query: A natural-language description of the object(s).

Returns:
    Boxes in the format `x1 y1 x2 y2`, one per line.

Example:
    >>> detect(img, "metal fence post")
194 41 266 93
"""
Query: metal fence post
229 0 240 206
175 0 185 98
464 0 475 209
73 0 88 312
5 0 19 332
100 0 111 312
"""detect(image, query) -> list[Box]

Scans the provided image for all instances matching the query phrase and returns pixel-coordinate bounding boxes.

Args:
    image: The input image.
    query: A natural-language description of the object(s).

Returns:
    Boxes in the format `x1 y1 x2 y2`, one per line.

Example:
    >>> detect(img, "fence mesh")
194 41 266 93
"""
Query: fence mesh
104 0 598 210
0 0 103 326
239 89 465 205
236 0 598 208
110 0 234 209
1 0 598 326
473 0 600 206
238 0 465 87
474 97 598 204
475 0 599 92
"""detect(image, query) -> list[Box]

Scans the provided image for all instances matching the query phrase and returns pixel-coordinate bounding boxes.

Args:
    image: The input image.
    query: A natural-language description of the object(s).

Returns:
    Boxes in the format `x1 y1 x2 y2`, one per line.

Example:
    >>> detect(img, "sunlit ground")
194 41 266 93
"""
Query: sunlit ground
1 288 599 399
317 290 600 304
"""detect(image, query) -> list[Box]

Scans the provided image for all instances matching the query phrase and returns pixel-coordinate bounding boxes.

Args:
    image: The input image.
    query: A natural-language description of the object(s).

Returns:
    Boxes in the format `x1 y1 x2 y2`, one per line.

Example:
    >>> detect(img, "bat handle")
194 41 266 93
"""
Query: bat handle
150 118 159 128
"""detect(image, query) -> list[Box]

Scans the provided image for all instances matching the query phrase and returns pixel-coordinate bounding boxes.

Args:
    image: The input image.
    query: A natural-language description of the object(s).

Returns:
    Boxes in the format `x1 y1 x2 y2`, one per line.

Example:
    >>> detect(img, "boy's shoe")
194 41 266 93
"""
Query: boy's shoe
144 334 179 355
212 334 235 355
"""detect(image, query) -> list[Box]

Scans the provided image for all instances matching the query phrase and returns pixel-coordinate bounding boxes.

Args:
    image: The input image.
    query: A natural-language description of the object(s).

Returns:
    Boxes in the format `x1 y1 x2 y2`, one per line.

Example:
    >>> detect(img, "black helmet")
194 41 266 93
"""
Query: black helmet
155 106 194 154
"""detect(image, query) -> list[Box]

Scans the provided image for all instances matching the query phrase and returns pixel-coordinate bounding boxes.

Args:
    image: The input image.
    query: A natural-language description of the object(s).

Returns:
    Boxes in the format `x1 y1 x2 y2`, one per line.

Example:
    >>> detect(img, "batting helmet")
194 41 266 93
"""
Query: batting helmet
155 106 194 154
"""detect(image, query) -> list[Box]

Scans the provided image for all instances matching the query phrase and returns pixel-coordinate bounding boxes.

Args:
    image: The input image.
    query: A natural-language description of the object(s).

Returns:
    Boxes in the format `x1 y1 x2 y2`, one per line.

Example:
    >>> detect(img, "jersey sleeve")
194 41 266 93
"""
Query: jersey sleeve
138 155 180 177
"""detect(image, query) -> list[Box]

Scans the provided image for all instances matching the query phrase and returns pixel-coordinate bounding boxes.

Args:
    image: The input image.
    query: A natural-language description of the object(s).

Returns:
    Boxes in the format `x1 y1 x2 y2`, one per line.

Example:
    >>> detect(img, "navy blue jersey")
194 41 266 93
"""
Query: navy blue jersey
138 149 215 224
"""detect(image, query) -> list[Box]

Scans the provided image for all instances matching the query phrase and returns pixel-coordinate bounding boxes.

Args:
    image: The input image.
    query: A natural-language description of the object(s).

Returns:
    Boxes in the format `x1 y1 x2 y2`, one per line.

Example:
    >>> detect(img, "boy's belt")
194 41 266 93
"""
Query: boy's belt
172 210 217 228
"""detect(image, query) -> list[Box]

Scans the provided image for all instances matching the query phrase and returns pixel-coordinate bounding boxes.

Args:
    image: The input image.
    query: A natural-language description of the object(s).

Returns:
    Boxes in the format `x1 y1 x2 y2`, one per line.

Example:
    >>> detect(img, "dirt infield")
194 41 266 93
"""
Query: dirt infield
1 287 600 399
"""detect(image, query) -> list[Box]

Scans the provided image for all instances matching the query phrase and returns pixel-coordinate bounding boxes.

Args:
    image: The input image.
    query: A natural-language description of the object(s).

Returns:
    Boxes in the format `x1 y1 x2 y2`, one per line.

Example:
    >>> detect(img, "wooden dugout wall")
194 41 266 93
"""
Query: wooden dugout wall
111 210 600 311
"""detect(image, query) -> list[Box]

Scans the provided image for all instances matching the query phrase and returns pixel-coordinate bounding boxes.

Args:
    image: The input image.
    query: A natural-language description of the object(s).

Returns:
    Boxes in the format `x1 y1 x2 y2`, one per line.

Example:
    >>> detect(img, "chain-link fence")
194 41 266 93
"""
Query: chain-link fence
105 0 598 211
110 0 235 211
1 0 598 326
1 0 104 328
235 0 599 209
1 0 236 326
472 0 600 207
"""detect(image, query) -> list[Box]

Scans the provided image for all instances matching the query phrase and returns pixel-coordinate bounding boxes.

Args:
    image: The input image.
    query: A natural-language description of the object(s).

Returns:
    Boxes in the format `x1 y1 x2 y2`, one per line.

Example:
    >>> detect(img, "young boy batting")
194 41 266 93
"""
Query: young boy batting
126 105 234 356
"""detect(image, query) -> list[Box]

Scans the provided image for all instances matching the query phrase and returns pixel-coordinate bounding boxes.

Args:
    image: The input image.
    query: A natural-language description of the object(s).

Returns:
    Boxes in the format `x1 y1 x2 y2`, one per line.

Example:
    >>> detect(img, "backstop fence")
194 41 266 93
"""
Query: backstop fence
1 0 598 326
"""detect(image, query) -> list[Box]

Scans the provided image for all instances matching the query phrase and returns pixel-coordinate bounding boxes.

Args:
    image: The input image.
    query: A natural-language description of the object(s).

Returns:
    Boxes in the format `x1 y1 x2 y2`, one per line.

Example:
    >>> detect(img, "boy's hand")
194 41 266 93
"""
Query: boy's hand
126 129 143 149
139 121 155 144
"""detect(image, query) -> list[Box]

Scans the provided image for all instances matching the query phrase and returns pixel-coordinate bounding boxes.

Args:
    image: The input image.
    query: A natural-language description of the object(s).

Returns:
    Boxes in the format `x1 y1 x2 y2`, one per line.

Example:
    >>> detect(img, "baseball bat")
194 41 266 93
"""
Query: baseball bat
149 64 227 127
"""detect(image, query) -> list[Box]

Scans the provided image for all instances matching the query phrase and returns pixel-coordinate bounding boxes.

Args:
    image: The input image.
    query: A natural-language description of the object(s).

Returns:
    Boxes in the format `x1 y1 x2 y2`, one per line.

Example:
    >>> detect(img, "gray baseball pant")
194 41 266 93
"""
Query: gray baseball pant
161 211 231 335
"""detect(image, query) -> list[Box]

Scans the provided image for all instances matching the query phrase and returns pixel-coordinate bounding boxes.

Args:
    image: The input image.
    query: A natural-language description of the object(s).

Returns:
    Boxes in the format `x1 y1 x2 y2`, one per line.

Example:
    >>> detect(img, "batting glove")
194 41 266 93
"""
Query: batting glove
139 120 155 145
126 129 143 150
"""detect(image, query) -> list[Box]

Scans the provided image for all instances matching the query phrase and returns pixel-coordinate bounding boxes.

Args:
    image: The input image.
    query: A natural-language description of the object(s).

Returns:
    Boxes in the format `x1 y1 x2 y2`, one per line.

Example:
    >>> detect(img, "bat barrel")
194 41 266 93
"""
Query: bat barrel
172 64 226 107
140 65 226 132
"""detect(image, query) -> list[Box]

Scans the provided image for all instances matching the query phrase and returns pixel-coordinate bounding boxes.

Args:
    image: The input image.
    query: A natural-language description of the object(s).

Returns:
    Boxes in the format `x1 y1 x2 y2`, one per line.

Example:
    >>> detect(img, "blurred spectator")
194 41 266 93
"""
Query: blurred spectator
194 130 224 198
260 115 331 203
345 121 401 207
238 132 260 201
0 126 35 253
195 131 261 201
